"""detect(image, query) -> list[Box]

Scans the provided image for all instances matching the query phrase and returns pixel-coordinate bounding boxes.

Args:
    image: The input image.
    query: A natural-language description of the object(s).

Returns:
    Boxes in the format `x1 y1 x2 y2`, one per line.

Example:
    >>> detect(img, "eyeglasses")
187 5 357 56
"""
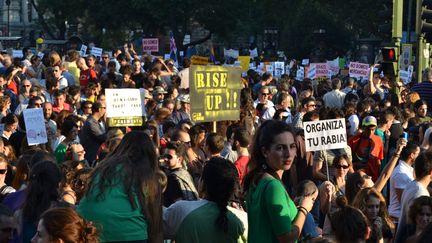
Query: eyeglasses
164 154 173 160
0 169 7 174
102 56 109 59
167 63 174 66
335 164 349 169
261 93 270 96
53 69 60 73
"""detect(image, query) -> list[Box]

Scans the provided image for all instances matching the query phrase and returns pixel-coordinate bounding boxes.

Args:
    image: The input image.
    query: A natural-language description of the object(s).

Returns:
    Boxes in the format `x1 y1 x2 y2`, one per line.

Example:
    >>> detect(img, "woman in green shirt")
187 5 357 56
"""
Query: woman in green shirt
244 120 315 243
77 131 163 243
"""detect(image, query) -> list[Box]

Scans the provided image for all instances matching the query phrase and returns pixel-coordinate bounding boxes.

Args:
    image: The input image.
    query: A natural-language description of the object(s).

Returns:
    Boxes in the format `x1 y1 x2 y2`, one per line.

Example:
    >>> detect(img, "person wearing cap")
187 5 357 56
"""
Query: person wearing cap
348 115 384 181
153 86 167 109
171 94 191 125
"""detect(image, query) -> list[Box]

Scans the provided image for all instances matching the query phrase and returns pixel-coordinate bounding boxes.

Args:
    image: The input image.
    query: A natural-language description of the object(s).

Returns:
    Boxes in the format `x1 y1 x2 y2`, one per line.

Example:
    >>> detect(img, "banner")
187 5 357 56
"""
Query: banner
238 56 251 71
315 63 330 78
142 38 159 53
304 118 347 152
105 89 145 127
190 65 242 122
349 62 370 79
191 56 209 65
23 108 47 146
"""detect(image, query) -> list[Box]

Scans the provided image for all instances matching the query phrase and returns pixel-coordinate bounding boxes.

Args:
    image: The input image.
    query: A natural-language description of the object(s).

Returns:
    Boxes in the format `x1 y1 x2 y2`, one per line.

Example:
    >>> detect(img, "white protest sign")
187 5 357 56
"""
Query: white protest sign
90 47 103 57
349 62 370 79
400 44 412 71
296 66 305 81
12 50 23 58
408 65 414 80
80 45 87 57
327 59 340 77
179 51 184 57
307 64 316 79
250 48 258 58
23 108 48 146
105 89 145 118
224 49 239 59
399 70 410 85
142 38 159 53
302 59 310 66
164 54 171 60
304 118 347 152
274 62 285 78
266 64 274 75
315 63 330 78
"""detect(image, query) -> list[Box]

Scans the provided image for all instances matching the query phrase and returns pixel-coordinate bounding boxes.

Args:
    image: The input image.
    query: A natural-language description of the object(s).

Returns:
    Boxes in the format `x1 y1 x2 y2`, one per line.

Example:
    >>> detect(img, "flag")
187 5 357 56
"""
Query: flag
169 31 177 65
210 43 216 64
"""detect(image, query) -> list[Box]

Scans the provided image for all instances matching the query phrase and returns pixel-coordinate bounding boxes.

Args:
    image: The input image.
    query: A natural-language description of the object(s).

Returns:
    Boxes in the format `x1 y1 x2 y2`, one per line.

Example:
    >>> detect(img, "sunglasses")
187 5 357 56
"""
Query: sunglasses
335 164 349 169
164 154 173 160
261 93 270 96
0 169 7 174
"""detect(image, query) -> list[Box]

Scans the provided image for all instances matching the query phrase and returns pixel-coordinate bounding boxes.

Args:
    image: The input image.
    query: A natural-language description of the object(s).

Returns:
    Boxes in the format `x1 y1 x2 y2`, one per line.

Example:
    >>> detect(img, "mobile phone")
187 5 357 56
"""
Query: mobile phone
402 132 408 140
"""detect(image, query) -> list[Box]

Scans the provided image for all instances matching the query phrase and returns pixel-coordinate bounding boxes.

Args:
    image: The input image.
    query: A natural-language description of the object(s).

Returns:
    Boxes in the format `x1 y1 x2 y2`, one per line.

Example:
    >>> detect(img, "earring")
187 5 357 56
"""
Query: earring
261 163 267 170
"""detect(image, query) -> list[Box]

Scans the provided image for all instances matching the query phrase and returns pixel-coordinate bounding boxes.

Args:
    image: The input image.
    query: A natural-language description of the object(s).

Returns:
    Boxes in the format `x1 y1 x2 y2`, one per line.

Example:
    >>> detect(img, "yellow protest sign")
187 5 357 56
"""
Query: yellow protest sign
191 56 209 65
238 56 251 71
190 65 242 122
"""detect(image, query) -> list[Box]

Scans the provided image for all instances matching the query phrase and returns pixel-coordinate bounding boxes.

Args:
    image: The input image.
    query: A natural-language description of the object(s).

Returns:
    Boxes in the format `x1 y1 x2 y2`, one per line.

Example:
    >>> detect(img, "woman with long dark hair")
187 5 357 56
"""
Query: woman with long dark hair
77 131 163 243
244 120 315 242
164 157 245 242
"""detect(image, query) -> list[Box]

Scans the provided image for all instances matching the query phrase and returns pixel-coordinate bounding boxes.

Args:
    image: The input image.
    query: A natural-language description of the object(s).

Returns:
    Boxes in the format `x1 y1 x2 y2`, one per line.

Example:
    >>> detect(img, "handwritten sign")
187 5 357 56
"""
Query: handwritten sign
142 38 159 53
349 62 370 79
105 89 145 127
190 65 242 122
90 47 103 57
23 108 47 145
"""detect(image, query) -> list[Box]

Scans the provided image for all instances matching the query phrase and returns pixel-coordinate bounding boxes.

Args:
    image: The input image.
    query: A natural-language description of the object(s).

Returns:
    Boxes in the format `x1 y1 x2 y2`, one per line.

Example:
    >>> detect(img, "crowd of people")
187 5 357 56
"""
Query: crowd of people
0 44 430 243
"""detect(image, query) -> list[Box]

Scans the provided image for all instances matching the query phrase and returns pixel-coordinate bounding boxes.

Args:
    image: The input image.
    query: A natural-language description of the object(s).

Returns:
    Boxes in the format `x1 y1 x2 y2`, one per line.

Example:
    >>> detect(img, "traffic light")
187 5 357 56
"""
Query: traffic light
380 47 398 76
418 0 432 38
378 1 393 37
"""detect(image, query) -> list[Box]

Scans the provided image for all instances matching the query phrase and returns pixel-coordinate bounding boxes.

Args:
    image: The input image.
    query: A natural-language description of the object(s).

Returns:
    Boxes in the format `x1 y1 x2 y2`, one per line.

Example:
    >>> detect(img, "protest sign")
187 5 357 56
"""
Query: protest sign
105 89 145 127
90 47 103 57
142 38 159 53
23 108 47 146
307 64 317 79
400 44 412 71
189 65 242 122
302 59 309 66
304 118 347 152
238 56 251 71
266 64 274 76
296 66 305 81
399 70 410 84
164 54 171 60
274 62 285 78
12 50 23 58
224 49 239 59
250 48 258 58
349 62 370 79
80 45 87 57
191 56 209 65
327 59 340 77
314 63 330 78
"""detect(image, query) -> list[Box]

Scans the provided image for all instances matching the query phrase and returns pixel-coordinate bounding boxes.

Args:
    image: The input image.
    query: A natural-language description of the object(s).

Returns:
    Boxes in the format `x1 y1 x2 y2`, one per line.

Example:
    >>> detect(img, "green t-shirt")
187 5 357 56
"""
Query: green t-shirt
246 176 298 243
77 172 148 242
164 200 245 243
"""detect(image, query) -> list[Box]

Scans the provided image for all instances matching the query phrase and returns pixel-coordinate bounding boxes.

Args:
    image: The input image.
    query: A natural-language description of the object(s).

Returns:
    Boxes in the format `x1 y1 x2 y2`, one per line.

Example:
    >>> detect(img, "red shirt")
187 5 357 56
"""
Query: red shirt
348 133 384 181
79 69 97 87
7 80 18 96
234 155 250 185
53 103 71 114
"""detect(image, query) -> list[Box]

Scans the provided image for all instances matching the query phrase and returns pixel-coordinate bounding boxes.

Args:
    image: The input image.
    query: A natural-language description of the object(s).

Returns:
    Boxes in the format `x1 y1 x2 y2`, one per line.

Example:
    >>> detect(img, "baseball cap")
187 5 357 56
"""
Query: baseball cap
362 116 377 127
177 94 190 103
153 86 167 94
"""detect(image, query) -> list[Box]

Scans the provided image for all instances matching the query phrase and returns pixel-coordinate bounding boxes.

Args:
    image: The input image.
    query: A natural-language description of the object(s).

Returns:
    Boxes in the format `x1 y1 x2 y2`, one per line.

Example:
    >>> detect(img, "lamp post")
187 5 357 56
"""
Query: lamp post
5 0 11 37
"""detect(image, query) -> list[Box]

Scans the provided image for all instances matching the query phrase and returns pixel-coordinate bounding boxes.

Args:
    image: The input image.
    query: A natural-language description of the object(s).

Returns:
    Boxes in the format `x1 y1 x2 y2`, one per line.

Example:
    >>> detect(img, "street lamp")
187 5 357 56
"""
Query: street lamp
6 0 11 37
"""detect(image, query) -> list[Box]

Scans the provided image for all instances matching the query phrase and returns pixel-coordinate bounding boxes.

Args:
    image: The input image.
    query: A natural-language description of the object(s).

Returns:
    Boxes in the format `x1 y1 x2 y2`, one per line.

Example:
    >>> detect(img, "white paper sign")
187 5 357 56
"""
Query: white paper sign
164 54 171 60
12 50 23 58
142 38 159 53
296 66 305 81
349 62 370 79
307 64 317 79
249 48 258 58
80 45 87 57
105 89 145 118
304 118 347 152
224 48 239 59
23 108 48 146
400 44 412 70
302 59 310 66
90 47 103 57
266 64 274 75
399 70 410 84
327 59 340 77
274 62 285 78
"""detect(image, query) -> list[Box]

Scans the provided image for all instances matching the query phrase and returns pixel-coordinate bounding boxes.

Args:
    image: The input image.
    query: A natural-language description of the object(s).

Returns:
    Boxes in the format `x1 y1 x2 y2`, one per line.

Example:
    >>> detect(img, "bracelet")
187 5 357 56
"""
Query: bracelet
297 207 307 217
297 206 309 216
394 153 400 157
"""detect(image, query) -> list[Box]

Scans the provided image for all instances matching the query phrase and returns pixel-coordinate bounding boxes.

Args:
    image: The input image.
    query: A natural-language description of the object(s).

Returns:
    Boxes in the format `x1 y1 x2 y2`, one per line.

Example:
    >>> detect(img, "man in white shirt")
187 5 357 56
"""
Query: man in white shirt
323 78 346 109
388 143 420 223
395 151 432 243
